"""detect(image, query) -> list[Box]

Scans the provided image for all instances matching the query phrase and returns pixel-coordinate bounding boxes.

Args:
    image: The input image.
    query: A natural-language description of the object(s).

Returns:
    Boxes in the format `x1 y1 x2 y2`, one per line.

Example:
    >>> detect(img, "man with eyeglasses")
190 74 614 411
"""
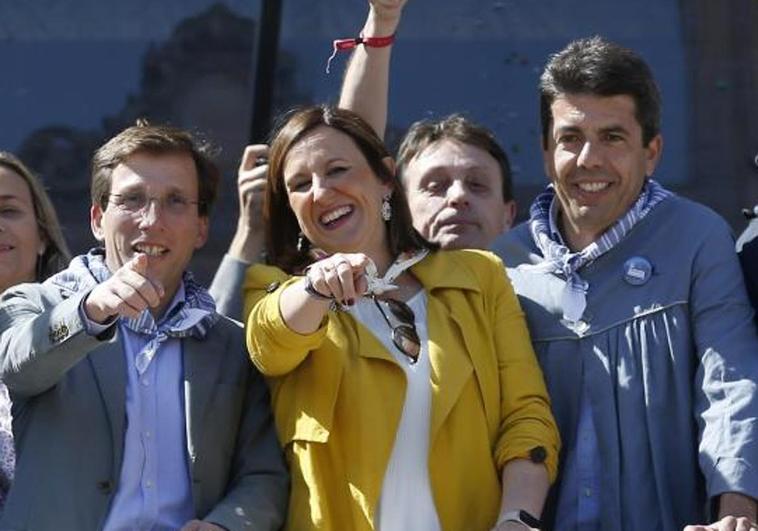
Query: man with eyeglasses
0 122 287 530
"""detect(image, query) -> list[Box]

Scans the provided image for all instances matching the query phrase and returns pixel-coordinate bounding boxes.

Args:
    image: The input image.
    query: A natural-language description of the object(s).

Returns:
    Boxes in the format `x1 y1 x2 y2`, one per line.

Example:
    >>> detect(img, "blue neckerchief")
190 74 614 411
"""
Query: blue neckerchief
49 248 219 374
526 179 672 322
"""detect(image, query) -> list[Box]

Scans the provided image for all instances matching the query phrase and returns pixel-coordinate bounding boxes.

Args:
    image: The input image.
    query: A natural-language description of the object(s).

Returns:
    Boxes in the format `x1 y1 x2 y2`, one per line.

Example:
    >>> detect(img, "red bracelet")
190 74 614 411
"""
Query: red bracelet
326 33 396 73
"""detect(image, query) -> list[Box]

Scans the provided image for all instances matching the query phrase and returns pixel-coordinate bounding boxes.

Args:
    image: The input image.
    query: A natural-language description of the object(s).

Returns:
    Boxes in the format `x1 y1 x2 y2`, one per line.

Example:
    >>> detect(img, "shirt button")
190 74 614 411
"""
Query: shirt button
144 431 151 439
141 378 149 387
145 480 153 488
97 480 113 494
584 488 592 497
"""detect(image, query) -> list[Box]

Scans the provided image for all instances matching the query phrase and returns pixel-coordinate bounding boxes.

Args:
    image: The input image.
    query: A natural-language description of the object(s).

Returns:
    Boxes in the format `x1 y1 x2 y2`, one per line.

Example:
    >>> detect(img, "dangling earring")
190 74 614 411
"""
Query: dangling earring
296 232 309 253
381 193 392 221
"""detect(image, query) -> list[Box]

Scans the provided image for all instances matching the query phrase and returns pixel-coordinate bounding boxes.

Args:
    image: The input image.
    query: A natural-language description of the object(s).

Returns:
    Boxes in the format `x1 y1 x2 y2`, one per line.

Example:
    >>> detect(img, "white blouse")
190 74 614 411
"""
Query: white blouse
348 291 441 531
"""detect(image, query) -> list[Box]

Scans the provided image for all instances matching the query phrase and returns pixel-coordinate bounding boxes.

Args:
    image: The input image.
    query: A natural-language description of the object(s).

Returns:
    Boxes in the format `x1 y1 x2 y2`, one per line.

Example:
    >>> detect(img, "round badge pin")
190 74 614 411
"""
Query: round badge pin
623 256 653 286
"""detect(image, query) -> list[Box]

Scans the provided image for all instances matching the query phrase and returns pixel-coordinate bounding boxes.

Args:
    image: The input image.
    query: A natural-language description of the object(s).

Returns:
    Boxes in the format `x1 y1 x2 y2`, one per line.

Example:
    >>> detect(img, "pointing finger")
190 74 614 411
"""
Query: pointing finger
128 253 148 275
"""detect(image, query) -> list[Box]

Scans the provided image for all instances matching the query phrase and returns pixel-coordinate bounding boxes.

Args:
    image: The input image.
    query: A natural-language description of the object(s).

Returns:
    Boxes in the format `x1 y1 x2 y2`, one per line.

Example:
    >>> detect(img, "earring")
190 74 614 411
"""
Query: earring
381 193 392 221
296 232 309 253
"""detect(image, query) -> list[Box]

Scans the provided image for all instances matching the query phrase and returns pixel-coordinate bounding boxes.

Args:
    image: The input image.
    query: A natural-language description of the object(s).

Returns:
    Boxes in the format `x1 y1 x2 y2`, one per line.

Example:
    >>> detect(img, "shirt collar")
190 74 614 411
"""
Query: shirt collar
548 196 566 246
156 282 186 326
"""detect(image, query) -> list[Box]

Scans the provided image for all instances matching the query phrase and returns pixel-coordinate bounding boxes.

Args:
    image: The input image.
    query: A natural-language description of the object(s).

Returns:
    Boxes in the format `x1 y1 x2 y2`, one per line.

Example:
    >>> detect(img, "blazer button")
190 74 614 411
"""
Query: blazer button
97 480 113 494
529 446 547 464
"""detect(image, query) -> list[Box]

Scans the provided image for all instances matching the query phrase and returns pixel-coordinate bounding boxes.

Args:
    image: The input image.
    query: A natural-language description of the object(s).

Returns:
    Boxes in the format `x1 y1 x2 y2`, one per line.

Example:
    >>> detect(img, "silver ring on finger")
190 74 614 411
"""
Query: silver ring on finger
334 259 352 272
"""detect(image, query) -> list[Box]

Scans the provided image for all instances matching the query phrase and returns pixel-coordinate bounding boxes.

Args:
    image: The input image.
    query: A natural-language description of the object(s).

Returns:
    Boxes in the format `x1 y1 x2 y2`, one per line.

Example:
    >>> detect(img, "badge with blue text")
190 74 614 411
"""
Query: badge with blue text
623 256 653 286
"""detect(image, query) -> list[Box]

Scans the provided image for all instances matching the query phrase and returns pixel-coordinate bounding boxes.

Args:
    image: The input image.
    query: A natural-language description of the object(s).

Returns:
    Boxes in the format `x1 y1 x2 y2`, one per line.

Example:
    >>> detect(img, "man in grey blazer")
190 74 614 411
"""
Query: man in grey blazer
0 122 288 530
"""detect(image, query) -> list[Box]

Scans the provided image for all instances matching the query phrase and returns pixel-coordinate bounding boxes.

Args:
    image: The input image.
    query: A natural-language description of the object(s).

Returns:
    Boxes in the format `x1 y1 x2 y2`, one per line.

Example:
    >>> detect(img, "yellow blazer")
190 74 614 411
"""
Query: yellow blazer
244 249 559 531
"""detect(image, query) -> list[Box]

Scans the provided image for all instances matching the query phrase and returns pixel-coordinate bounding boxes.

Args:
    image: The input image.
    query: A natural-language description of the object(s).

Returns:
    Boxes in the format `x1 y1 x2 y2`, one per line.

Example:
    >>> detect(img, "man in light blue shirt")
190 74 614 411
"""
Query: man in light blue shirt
0 122 288 530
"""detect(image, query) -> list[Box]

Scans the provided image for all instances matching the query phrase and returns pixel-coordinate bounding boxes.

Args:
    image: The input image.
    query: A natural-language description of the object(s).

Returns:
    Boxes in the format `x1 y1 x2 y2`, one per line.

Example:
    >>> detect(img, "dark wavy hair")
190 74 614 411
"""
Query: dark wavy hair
540 35 662 148
264 105 434 274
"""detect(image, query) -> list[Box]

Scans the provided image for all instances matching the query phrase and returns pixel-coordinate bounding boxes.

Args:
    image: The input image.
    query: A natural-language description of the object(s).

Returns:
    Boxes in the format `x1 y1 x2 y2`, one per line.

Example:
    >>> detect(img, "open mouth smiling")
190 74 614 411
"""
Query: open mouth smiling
319 205 354 227
576 182 611 193
132 243 169 257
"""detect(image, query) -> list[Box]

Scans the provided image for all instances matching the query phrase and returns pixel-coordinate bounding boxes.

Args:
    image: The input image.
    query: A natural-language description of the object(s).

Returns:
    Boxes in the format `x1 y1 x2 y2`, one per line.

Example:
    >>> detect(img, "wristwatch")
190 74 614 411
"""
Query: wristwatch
496 509 542 529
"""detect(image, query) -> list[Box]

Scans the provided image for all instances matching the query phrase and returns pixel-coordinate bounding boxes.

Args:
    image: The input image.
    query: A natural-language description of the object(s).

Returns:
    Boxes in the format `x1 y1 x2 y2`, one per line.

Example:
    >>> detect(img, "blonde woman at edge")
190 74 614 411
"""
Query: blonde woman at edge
0 152 70 510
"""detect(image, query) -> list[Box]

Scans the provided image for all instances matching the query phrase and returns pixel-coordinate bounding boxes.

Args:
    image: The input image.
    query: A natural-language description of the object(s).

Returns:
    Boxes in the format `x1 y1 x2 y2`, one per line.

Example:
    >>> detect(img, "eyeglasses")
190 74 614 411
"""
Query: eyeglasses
108 192 200 216
372 296 420 364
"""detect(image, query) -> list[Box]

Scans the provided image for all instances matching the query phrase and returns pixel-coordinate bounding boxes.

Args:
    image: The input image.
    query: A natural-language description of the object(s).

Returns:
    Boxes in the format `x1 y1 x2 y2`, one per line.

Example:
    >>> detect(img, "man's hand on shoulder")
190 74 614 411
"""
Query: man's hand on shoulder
84 253 164 323
180 520 225 531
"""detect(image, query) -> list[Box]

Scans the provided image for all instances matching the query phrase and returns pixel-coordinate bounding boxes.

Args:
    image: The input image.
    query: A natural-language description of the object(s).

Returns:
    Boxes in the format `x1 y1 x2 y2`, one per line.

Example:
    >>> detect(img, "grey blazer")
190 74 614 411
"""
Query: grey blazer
0 280 288 530
209 254 251 321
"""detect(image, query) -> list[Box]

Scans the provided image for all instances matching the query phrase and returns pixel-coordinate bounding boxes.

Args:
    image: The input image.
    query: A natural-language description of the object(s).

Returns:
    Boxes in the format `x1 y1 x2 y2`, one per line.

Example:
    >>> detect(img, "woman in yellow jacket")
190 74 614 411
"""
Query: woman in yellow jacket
245 106 560 531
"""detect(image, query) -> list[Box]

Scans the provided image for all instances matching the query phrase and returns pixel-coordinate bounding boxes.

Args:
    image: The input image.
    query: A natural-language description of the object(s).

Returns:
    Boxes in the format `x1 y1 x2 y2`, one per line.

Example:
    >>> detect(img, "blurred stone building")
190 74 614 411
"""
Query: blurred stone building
1 0 756 282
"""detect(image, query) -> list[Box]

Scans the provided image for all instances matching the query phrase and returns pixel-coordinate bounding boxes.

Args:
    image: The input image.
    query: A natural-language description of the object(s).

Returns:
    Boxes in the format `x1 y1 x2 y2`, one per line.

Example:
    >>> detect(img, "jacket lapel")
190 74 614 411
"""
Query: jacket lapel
426 297 473 440
88 332 127 471
354 317 397 364
412 252 483 441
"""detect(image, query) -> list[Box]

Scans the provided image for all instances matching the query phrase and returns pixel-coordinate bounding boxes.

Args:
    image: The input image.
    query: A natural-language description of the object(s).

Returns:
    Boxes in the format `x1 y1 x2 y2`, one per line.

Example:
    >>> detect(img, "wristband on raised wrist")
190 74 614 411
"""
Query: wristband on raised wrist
326 32 396 73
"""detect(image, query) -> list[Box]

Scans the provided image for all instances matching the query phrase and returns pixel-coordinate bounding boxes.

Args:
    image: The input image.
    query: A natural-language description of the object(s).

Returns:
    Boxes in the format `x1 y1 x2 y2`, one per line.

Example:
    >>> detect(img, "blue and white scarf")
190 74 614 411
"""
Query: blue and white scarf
49 248 219 374
527 179 672 322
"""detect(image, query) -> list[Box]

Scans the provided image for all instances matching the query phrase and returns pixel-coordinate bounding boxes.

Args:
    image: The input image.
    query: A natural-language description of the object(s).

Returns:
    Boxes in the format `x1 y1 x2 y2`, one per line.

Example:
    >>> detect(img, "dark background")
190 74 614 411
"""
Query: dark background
2 0 756 283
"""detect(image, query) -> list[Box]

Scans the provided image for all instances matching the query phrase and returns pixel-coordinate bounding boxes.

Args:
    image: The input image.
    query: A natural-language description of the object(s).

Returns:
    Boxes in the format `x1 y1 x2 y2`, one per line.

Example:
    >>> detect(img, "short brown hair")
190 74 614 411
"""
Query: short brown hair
0 152 71 281
539 36 661 148
91 120 220 216
397 114 514 202
265 105 433 274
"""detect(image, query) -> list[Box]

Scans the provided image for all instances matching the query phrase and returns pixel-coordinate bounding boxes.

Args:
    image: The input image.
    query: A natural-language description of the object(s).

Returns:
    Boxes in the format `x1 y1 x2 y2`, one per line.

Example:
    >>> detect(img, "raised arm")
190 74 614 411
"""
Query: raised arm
209 144 268 319
338 0 409 138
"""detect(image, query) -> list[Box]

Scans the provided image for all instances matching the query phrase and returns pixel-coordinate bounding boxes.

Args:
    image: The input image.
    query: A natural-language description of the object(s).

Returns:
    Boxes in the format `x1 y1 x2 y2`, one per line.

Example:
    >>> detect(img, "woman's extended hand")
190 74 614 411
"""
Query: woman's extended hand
278 253 372 335
304 253 372 305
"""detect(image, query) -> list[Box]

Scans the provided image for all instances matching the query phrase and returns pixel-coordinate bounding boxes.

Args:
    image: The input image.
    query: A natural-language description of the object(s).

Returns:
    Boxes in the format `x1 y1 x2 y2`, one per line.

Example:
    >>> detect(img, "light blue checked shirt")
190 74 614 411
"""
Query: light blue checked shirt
83 285 194 531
